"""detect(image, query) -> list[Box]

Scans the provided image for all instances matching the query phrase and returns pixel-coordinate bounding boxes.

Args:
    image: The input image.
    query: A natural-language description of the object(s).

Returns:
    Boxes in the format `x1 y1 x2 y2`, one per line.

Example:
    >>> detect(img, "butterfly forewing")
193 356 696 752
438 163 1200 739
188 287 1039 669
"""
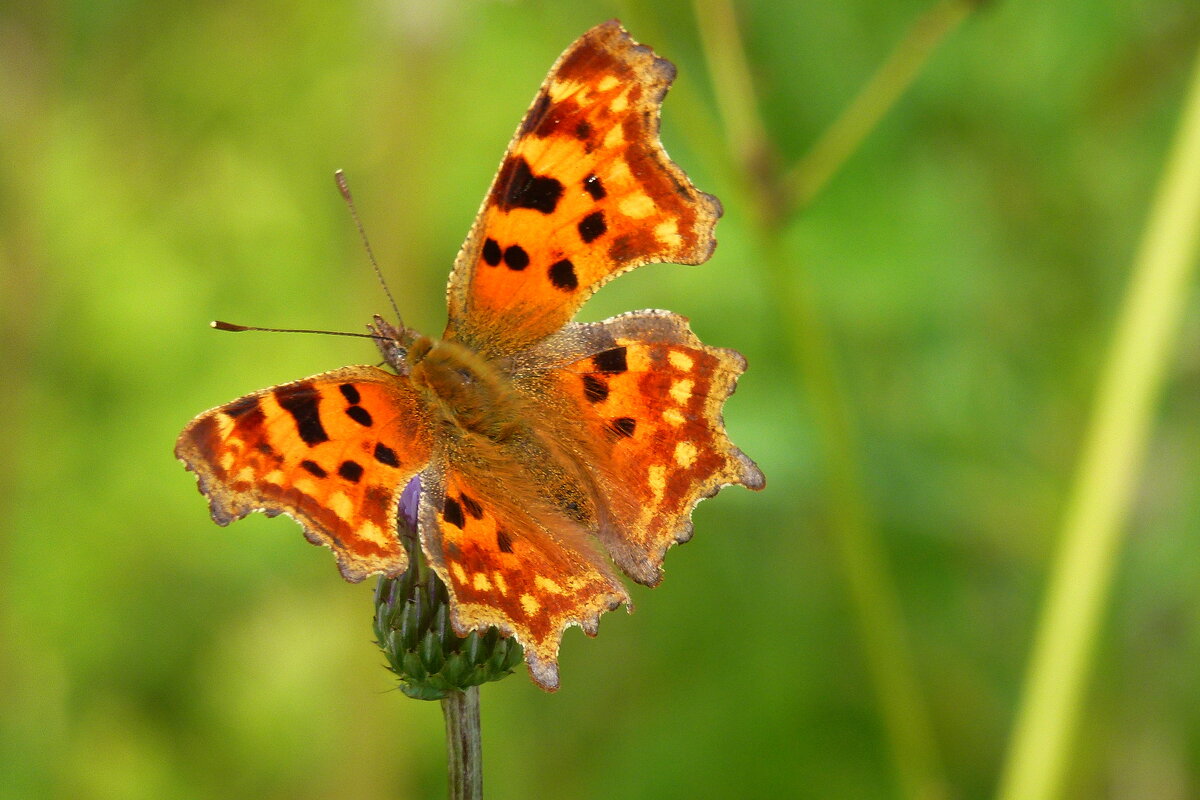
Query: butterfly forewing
443 20 722 356
175 367 435 581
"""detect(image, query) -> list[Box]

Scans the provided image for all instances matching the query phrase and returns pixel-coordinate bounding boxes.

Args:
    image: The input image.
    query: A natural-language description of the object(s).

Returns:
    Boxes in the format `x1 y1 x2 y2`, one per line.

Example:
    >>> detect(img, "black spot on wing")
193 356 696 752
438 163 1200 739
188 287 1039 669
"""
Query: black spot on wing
338 460 364 483
594 347 628 374
443 497 465 529
300 459 327 478
582 374 608 403
460 493 484 520
608 417 637 439
548 259 578 291
373 442 399 467
578 211 607 243
583 173 605 200
503 244 529 271
338 383 361 405
496 529 514 553
574 120 592 141
482 238 502 266
345 405 372 427
274 383 329 446
497 157 563 215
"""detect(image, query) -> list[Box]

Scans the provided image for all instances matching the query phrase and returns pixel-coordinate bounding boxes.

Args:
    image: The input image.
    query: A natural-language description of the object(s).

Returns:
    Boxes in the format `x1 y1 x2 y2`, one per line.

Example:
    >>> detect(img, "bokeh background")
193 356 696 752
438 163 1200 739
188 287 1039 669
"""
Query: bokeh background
3 1 1199 797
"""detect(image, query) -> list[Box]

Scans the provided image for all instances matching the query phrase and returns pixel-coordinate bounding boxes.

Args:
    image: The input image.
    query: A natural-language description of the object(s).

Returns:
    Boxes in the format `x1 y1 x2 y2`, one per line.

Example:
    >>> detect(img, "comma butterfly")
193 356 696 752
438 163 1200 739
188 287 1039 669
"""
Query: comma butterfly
176 20 765 690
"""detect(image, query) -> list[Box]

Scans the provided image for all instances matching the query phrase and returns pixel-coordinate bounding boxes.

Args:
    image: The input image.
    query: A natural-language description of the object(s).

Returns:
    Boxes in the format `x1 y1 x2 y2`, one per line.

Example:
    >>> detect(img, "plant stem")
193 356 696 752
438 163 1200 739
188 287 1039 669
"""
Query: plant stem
441 686 482 800
788 0 974 211
996 39 1200 800
765 232 950 800
693 3 978 798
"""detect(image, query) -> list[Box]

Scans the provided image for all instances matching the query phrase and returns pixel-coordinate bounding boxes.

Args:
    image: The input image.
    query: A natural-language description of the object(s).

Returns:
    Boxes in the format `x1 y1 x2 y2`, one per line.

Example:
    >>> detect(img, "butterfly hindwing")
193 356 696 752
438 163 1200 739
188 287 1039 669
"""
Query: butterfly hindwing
524 310 765 586
418 465 629 690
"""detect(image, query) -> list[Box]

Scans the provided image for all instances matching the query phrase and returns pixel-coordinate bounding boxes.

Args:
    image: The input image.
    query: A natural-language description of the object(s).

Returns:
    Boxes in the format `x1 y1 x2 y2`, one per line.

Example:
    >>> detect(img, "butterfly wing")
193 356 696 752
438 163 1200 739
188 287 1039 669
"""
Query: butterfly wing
443 20 722 356
175 366 435 581
520 310 765 586
417 464 629 691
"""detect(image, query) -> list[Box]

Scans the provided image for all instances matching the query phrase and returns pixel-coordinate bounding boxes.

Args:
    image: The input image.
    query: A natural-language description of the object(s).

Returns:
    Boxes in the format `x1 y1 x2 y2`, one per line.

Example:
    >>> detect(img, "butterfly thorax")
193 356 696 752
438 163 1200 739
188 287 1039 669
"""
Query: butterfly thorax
406 335 523 444
407 334 600 530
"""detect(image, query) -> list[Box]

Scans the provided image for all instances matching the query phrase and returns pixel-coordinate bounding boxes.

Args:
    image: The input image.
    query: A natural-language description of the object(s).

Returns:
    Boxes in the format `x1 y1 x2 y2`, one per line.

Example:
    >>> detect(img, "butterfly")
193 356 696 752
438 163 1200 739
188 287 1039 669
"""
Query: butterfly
176 20 764 691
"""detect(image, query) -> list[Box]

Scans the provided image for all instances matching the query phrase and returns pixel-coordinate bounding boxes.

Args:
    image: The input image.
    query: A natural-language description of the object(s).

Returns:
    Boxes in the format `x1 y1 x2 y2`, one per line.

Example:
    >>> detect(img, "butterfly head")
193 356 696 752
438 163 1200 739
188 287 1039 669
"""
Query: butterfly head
368 315 421 375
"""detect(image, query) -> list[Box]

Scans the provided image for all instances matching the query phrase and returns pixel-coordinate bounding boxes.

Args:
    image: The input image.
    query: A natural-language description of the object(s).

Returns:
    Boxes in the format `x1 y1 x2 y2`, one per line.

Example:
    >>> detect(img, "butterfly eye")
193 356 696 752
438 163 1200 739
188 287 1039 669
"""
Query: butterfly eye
406 336 434 366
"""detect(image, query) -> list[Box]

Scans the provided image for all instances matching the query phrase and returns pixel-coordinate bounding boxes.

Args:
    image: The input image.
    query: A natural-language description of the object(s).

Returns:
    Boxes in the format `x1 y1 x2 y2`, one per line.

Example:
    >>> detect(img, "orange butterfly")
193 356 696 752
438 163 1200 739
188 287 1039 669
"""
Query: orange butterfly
176 21 764 690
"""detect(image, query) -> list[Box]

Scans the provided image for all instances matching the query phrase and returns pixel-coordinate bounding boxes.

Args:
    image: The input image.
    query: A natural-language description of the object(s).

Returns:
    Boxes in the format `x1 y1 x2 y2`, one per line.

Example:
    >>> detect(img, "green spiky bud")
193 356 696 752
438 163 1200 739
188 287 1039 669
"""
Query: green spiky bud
373 479 524 700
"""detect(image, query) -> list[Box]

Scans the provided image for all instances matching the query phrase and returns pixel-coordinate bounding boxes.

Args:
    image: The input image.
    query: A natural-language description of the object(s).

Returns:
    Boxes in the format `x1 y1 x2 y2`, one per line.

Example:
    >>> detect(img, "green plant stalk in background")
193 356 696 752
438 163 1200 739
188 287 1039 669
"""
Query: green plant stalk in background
788 0 977 212
997 39 1200 800
693 2 977 798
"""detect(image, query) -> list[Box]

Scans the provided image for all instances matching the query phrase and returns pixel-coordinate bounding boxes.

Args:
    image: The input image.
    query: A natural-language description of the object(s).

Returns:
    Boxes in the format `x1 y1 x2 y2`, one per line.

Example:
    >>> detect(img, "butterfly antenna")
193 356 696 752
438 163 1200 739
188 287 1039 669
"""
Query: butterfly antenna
335 169 404 328
211 320 387 341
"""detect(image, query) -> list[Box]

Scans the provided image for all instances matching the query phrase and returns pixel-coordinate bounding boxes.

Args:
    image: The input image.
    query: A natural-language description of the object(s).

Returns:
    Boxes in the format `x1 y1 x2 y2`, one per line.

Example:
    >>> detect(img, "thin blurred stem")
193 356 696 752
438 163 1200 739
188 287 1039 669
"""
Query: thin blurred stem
694 2 974 799
757 235 947 800
441 686 482 800
789 0 975 211
691 0 779 217
996 41 1200 800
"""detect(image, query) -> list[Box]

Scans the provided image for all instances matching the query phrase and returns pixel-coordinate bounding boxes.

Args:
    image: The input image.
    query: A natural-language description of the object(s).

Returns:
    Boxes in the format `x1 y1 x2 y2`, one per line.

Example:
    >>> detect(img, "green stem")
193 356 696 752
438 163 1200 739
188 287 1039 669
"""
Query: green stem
693 3 975 799
691 0 776 201
996 39 1200 800
759 231 948 800
441 686 482 800
788 0 974 211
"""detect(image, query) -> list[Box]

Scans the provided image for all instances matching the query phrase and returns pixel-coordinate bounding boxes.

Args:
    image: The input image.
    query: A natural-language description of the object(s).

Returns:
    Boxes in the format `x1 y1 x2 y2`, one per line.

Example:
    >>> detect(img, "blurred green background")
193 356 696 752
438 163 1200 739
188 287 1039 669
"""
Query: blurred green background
3 0 1199 797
